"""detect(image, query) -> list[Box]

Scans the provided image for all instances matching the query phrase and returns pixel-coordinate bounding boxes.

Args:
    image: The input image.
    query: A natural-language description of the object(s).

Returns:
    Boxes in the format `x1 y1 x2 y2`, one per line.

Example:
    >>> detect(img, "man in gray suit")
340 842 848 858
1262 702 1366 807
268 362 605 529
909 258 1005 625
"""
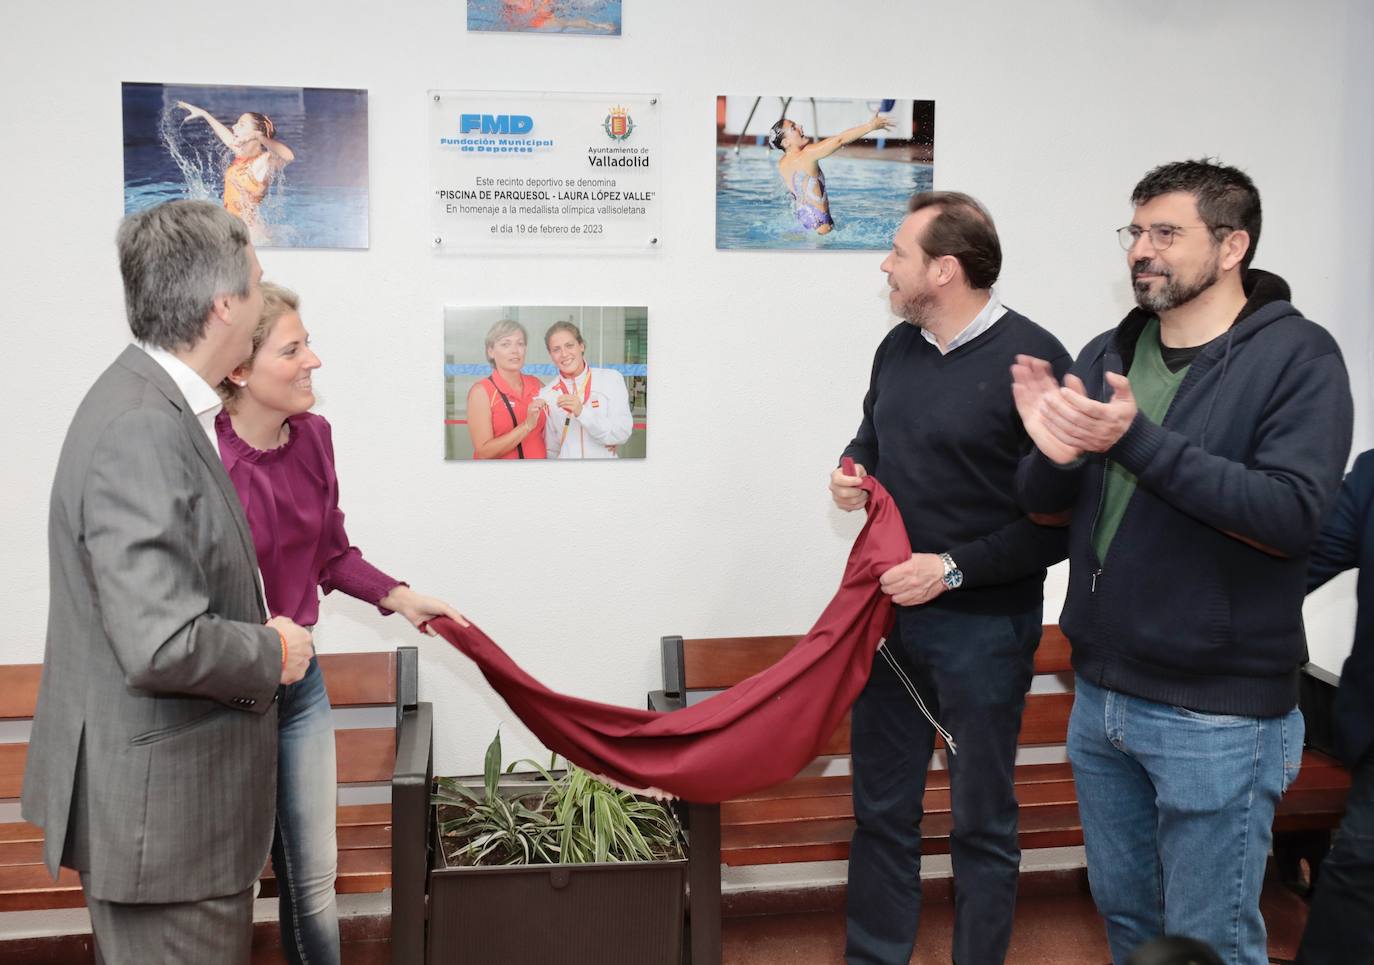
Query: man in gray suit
22 200 314 964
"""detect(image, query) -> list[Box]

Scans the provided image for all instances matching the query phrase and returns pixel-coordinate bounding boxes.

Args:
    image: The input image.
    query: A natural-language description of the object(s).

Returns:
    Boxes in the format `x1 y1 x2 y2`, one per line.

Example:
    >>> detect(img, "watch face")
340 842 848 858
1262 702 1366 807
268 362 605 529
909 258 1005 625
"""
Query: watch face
939 553 962 590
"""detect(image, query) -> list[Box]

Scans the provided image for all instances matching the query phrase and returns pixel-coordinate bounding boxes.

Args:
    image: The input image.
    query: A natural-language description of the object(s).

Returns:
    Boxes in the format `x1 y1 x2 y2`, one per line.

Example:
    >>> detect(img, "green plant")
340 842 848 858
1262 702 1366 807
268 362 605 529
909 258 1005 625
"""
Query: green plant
433 731 559 865
433 731 684 867
534 756 684 864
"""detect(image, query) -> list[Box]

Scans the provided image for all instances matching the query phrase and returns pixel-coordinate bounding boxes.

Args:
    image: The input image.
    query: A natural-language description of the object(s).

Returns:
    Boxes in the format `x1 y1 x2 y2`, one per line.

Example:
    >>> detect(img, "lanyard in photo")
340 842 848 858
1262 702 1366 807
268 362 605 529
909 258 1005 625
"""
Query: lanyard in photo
488 375 525 459
555 368 593 450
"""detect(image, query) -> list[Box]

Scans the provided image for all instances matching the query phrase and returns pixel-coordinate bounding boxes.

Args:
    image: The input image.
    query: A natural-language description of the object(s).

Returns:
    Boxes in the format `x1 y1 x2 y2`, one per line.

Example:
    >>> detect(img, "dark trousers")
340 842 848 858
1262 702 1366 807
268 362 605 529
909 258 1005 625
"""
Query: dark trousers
845 604 1041 965
1296 749 1374 964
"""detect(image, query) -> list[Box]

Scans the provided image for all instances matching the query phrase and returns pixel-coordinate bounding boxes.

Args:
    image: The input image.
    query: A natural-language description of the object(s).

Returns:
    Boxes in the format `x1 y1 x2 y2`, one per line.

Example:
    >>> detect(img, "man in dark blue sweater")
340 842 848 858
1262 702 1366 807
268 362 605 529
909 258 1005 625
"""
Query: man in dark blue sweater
832 191 1070 965
1295 451 1374 964
1012 160 1353 965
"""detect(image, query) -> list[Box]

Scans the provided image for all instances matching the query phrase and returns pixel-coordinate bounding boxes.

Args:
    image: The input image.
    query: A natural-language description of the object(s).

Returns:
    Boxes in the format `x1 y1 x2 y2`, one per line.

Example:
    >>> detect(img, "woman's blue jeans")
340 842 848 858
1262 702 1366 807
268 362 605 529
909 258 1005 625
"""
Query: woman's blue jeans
1068 675 1302 965
273 656 340 965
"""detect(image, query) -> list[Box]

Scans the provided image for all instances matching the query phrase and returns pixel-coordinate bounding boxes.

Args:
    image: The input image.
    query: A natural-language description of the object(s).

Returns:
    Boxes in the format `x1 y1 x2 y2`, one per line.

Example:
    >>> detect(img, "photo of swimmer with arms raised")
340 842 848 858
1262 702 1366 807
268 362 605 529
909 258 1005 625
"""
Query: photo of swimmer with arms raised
715 96 934 251
120 81 369 250
770 112 893 235
177 101 295 239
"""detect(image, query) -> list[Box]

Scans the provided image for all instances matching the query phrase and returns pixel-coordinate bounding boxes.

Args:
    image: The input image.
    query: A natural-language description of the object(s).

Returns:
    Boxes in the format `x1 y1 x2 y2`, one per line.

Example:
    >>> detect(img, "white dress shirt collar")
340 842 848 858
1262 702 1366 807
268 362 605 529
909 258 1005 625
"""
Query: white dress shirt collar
137 343 224 446
921 291 1009 355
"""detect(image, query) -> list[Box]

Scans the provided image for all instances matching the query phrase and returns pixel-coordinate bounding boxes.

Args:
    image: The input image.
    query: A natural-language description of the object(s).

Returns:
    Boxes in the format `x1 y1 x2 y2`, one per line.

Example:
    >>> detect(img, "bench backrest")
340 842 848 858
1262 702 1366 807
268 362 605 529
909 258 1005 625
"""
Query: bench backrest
660 625 1074 755
0 650 422 914
0 651 405 817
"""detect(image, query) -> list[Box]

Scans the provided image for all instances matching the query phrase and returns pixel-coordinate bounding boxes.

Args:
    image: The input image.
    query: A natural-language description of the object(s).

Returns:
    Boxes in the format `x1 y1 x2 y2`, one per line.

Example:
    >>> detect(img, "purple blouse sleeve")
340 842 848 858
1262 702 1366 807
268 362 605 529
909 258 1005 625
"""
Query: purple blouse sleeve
320 549 404 612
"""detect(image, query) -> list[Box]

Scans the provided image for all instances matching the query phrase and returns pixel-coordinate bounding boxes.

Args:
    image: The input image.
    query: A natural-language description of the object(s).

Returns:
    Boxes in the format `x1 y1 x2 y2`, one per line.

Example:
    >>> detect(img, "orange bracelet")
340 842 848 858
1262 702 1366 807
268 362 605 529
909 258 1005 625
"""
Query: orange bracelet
276 627 287 670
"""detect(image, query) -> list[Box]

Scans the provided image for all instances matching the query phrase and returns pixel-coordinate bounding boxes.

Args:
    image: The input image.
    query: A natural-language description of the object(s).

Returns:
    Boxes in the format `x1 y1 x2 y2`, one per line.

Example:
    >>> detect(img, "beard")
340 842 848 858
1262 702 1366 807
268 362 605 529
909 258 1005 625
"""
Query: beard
896 288 938 328
1131 251 1220 313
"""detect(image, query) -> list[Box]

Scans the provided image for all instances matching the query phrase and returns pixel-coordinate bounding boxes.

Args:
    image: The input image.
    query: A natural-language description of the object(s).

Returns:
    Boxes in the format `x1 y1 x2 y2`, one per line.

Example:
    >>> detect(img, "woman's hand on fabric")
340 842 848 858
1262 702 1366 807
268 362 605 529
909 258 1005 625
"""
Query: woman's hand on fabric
381 585 470 633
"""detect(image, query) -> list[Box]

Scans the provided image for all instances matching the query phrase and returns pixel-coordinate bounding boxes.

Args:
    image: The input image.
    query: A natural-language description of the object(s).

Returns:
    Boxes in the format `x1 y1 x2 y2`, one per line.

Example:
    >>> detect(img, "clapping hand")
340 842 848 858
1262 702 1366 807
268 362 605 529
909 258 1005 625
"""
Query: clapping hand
1011 355 1084 465
1012 356 1138 460
1040 372 1138 454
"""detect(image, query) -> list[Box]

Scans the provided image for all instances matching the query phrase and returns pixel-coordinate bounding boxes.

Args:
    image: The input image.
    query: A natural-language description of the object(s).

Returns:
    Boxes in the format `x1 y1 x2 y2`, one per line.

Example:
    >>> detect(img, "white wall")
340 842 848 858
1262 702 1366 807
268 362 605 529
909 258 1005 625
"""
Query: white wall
3 0 1372 787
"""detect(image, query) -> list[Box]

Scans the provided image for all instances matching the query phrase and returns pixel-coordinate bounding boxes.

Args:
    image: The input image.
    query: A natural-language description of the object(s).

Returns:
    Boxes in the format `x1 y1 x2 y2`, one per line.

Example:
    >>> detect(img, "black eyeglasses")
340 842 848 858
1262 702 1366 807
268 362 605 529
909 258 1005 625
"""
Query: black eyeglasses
1117 223 1234 251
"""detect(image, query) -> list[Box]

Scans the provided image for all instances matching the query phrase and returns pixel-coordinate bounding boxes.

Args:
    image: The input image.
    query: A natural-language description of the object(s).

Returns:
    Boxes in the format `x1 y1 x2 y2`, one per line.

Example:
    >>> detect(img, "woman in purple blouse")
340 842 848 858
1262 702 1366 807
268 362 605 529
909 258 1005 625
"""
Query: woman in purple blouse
217 283 464 965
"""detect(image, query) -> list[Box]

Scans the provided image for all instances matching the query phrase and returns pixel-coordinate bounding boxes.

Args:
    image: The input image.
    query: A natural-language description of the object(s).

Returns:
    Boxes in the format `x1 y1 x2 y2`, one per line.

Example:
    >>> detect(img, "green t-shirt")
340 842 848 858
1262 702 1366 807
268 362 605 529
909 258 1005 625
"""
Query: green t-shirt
1091 319 1189 561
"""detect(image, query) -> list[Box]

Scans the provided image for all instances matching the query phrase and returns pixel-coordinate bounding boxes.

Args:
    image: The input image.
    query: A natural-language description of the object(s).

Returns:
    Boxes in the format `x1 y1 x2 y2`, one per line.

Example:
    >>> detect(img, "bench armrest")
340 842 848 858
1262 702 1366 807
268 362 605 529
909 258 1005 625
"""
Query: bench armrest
391 699 433 965
648 689 683 712
1299 663 1341 759
1302 662 1341 690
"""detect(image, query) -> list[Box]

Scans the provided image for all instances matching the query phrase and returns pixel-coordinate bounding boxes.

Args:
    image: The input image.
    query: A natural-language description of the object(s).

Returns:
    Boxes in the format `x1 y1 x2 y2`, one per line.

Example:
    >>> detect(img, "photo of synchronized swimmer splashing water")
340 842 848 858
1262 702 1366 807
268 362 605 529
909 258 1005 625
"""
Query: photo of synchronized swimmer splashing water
466 0 622 35
715 96 935 251
121 82 370 249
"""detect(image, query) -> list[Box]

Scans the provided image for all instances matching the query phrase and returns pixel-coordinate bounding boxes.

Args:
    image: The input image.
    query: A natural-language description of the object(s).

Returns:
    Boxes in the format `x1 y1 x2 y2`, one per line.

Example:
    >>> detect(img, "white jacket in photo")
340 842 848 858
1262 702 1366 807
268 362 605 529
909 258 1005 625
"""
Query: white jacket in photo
538 366 634 459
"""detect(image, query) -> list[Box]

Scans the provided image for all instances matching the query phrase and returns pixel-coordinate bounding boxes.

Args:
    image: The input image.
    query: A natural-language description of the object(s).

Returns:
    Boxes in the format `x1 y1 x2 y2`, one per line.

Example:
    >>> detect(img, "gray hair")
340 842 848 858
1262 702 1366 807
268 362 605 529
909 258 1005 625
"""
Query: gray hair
116 200 253 351
484 319 528 368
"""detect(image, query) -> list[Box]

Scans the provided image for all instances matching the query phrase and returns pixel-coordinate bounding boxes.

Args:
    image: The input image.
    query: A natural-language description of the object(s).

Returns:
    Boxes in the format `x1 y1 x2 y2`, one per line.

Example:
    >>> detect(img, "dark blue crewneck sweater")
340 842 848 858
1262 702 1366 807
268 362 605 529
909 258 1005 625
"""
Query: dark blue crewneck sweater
843 308 1071 615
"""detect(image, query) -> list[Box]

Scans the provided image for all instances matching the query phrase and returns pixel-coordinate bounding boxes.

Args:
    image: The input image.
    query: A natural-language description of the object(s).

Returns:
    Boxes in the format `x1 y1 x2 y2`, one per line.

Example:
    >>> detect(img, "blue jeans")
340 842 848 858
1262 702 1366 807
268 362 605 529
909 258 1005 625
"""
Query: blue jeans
273 656 340 965
1068 675 1303 965
845 605 1041 965
1296 748 1374 964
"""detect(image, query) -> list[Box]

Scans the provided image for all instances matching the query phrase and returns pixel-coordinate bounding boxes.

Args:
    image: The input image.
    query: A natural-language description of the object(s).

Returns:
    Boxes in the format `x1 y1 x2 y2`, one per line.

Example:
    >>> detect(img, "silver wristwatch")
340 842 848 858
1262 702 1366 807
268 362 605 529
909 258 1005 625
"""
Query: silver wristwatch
939 552 963 590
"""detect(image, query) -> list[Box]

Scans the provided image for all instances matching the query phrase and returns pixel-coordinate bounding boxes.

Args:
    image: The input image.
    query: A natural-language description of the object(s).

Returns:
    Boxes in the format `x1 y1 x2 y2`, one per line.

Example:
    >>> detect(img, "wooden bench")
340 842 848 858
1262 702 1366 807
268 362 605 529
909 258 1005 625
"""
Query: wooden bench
649 627 1353 965
0 649 433 964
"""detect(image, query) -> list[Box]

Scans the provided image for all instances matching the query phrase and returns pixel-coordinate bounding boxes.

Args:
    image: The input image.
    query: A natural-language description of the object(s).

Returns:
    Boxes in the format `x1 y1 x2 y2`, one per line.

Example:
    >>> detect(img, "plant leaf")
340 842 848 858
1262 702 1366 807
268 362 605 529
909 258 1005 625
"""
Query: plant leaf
433 778 481 806
484 730 502 801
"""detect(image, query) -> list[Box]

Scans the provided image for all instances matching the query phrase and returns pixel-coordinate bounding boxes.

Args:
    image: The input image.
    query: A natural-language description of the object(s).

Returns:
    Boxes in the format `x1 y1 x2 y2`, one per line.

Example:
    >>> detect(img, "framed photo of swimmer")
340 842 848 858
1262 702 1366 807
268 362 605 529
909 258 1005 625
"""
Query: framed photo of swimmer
444 305 648 462
467 0 622 35
121 81 370 249
430 90 661 251
715 95 936 251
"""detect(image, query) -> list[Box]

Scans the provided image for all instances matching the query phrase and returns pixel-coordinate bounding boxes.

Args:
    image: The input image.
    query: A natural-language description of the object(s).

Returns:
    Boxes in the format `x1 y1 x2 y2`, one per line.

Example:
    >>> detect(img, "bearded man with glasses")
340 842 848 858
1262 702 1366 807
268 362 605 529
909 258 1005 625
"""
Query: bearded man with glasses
1009 159 1353 965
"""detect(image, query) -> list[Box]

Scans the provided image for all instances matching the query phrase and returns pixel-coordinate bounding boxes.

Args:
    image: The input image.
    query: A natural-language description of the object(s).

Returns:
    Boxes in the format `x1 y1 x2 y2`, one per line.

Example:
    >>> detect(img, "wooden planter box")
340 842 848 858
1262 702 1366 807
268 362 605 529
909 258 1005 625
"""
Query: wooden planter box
426 774 687 965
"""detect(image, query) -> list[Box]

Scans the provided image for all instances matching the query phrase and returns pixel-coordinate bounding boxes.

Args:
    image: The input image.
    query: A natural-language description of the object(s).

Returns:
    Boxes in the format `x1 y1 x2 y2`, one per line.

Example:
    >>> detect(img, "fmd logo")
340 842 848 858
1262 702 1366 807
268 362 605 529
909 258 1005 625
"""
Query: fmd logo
460 113 533 135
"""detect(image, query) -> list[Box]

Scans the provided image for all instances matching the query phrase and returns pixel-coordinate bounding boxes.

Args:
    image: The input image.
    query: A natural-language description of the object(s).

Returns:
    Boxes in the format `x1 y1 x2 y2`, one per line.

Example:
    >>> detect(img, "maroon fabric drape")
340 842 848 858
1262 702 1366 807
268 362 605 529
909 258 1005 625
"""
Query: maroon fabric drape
429 469 910 802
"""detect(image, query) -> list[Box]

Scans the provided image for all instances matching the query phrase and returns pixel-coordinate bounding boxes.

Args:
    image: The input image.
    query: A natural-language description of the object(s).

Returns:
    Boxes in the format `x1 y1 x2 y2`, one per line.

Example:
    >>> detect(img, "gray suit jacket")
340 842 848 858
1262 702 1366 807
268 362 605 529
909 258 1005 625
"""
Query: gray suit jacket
22 345 282 904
